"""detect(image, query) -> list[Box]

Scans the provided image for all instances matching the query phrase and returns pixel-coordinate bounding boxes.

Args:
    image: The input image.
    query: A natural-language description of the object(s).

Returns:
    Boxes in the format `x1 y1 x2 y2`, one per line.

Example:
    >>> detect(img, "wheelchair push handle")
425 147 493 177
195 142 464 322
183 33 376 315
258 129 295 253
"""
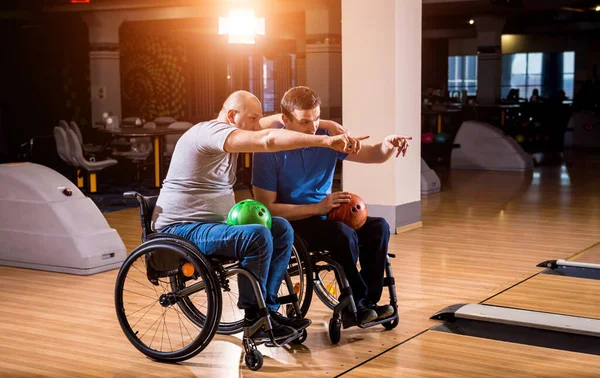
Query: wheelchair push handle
123 191 141 200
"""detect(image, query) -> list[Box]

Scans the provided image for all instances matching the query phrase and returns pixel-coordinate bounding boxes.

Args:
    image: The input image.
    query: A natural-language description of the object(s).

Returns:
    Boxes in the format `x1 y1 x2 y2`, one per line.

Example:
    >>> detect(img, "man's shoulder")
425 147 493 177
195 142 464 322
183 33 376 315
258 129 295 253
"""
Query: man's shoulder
196 119 234 131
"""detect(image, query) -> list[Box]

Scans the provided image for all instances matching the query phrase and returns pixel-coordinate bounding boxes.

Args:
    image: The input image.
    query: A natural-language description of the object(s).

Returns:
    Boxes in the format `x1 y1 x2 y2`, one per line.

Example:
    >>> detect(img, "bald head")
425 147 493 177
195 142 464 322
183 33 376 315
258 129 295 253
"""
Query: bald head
218 91 259 118
217 90 263 131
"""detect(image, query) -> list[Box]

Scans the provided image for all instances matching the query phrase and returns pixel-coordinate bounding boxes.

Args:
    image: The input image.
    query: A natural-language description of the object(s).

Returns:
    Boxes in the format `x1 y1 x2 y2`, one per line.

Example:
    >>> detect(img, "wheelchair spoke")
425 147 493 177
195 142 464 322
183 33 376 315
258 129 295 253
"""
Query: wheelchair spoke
123 288 162 302
115 232 222 361
124 298 159 317
141 306 168 343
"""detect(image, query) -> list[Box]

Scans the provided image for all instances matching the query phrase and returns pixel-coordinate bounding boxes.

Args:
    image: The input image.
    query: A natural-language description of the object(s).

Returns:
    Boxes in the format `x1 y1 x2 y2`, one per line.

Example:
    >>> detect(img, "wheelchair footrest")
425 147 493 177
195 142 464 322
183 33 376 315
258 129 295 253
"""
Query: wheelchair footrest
356 312 399 329
261 329 303 348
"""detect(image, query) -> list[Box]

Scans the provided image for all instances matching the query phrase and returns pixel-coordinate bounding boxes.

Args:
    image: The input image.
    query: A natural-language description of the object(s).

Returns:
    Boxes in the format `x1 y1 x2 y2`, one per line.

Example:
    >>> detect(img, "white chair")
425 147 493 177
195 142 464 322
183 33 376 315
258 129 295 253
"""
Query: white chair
65 128 118 193
54 126 87 190
112 122 155 181
53 127 77 167
154 116 177 127
68 121 104 154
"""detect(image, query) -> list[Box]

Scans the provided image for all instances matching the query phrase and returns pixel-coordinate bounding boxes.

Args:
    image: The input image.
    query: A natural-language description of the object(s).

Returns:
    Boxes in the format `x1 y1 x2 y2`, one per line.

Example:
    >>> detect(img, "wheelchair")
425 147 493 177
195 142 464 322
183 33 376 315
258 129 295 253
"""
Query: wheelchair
114 192 307 371
289 235 399 344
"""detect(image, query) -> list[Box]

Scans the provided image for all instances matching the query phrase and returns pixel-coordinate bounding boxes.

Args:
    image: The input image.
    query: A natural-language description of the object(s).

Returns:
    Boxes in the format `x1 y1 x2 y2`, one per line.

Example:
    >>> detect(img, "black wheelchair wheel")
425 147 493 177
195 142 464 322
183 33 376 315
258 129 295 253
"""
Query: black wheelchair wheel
245 349 264 371
328 318 341 344
173 235 314 336
382 315 399 330
292 329 308 344
114 238 221 362
174 260 245 335
278 238 313 319
184 239 313 335
313 260 348 310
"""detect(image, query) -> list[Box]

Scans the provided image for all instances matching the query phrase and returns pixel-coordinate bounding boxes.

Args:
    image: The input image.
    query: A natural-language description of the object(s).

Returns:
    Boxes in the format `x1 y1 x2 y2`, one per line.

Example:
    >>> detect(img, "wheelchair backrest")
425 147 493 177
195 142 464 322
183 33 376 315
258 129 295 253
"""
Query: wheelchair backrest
124 191 158 242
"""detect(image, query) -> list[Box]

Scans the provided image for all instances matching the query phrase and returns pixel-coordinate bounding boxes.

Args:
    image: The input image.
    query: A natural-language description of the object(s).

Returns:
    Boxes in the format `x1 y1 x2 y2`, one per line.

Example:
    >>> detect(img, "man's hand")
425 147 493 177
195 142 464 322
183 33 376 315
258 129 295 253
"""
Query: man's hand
317 192 351 215
328 134 370 154
384 134 412 157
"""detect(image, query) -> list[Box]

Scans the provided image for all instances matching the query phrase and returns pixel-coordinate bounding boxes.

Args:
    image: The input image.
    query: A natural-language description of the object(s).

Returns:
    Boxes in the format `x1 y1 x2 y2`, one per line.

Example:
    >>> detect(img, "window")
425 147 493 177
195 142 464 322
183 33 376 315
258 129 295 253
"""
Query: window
448 55 478 96
501 51 576 100
563 51 575 99
262 57 275 112
501 52 542 99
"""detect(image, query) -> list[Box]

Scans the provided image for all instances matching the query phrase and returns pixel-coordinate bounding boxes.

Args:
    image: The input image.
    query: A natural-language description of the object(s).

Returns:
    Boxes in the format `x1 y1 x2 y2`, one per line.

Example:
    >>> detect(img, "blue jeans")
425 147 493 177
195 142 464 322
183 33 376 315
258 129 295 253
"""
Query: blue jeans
160 217 293 312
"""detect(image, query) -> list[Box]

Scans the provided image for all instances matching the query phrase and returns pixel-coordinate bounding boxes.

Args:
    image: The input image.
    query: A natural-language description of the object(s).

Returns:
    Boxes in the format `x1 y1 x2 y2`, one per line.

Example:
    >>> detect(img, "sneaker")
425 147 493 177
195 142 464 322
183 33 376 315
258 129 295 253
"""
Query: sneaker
366 302 394 319
356 302 378 324
244 315 297 342
270 311 312 331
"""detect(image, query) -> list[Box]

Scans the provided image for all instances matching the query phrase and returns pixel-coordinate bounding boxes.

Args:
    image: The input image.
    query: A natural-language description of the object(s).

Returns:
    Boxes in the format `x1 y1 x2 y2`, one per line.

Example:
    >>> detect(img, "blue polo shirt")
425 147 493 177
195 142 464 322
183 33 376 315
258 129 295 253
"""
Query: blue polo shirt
252 129 347 205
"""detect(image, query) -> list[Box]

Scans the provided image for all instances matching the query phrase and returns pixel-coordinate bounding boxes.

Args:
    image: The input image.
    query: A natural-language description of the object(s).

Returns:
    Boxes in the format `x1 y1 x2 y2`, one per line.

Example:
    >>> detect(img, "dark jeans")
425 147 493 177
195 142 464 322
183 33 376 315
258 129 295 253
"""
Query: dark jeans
160 216 293 312
290 216 390 304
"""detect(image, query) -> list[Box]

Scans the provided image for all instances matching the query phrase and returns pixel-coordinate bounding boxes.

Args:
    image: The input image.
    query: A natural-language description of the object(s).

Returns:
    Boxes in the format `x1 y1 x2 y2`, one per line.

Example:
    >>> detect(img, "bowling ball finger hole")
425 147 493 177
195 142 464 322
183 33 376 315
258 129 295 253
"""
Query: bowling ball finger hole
351 207 357 212
356 205 361 209
258 211 264 216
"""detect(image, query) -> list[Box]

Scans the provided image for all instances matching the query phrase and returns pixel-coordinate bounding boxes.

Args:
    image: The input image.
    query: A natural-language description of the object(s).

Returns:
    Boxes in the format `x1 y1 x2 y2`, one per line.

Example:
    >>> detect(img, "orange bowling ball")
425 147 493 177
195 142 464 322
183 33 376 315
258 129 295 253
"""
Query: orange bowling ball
327 193 368 230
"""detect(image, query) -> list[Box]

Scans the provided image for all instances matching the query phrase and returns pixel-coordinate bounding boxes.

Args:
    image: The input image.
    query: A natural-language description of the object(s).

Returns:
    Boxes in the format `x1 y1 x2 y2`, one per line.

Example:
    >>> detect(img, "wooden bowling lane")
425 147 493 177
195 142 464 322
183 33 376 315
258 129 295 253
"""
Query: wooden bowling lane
484 274 600 320
570 242 600 265
342 331 600 377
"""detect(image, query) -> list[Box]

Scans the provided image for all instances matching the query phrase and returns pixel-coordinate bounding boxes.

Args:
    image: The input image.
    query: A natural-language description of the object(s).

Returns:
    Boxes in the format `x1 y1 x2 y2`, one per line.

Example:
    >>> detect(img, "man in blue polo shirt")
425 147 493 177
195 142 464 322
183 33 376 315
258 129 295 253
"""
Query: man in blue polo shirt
252 86 411 324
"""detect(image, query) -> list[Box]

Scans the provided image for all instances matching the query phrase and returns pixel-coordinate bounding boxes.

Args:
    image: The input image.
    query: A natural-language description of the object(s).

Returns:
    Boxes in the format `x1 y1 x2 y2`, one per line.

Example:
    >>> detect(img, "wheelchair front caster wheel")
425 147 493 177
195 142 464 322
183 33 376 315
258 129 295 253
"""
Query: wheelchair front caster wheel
245 349 263 371
329 318 341 344
292 328 308 344
382 316 399 330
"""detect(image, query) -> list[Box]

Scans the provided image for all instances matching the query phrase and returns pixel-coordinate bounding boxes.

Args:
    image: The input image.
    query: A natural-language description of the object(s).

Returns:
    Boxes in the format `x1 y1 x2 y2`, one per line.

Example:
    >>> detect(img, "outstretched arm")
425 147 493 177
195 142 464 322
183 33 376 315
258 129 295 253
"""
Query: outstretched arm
345 134 412 164
224 128 368 154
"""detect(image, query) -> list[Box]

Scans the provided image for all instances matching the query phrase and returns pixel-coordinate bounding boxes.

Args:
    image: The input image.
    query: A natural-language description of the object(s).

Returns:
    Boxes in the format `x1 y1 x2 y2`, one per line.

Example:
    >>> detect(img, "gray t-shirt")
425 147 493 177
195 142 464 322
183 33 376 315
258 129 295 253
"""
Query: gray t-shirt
153 120 238 231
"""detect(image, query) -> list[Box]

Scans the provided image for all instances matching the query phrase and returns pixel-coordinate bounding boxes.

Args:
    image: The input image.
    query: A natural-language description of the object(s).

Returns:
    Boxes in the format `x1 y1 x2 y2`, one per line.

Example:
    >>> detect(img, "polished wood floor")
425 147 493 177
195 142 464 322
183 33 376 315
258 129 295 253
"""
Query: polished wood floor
573 243 600 264
344 331 600 378
485 274 600 319
2 154 600 377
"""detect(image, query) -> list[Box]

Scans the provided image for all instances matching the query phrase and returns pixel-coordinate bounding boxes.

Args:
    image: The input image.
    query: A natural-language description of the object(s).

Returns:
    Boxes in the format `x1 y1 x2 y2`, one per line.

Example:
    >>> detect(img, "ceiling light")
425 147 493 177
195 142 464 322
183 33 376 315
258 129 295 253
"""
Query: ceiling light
218 8 265 44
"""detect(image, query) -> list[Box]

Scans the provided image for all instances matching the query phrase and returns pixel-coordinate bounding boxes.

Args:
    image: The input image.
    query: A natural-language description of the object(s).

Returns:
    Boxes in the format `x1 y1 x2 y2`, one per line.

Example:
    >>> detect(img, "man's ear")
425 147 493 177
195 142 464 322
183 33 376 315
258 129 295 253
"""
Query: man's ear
226 109 237 124
281 113 291 126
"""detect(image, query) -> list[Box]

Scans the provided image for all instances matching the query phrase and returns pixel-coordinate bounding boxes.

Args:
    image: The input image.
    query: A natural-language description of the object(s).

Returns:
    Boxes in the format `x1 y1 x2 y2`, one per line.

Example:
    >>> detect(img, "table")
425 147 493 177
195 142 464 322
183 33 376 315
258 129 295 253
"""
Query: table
473 104 521 126
97 127 185 188
422 108 463 133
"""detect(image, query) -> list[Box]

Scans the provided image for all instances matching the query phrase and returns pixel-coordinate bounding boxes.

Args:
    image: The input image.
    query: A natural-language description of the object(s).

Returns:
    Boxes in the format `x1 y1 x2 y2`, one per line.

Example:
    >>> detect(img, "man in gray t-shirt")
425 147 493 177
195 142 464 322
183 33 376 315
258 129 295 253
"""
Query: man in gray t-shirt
154 90 364 342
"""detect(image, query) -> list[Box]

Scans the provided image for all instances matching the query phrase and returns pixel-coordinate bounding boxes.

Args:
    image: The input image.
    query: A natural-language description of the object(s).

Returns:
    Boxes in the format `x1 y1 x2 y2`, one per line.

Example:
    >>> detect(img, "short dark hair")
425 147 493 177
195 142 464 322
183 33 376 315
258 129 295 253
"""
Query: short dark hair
280 86 321 120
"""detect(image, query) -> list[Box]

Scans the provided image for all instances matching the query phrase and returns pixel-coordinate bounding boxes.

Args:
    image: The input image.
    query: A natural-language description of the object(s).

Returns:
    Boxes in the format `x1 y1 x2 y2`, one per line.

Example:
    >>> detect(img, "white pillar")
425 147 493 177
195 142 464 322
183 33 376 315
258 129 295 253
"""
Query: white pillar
475 16 505 105
305 0 342 122
82 12 124 125
341 0 422 232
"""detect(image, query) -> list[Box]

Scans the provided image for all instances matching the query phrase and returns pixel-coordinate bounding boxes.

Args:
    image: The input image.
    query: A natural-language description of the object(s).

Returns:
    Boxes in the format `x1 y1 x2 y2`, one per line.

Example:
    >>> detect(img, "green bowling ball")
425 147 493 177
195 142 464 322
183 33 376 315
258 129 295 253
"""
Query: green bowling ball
227 199 272 229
